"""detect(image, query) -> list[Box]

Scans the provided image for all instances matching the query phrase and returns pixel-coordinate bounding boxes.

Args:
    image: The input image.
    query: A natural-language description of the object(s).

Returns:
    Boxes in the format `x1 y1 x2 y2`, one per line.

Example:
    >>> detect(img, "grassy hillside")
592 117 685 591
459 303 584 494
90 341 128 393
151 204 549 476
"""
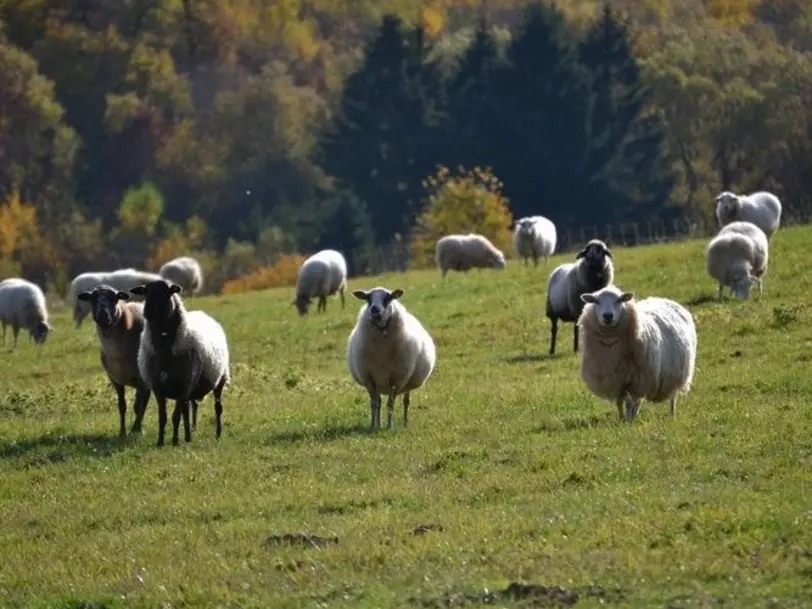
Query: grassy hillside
1 226 811 608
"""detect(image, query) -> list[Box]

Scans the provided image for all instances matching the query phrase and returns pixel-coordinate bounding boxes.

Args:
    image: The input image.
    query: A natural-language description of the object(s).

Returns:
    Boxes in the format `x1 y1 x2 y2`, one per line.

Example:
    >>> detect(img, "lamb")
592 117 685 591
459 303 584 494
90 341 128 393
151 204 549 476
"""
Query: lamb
715 191 782 239
0 278 53 347
513 216 557 266
578 285 697 421
77 285 151 437
545 239 614 355
159 256 204 295
293 249 348 316
705 220 769 299
130 280 230 447
347 287 436 430
435 233 506 278
69 268 164 328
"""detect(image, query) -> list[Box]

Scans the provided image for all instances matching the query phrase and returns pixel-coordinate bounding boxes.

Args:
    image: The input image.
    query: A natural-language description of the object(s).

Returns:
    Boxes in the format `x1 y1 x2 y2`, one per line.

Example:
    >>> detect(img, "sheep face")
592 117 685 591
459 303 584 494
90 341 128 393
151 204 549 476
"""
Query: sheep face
715 192 740 224
516 219 535 236
730 272 758 300
576 240 612 270
130 280 182 325
31 320 52 345
293 294 311 317
581 288 634 329
77 284 130 330
353 287 404 331
491 251 507 269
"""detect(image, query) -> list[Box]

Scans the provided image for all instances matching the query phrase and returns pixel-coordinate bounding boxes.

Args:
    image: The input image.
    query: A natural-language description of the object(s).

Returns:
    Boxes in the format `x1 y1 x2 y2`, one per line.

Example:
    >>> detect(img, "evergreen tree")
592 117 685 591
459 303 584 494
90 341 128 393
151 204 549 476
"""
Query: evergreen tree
487 2 593 224
578 3 676 222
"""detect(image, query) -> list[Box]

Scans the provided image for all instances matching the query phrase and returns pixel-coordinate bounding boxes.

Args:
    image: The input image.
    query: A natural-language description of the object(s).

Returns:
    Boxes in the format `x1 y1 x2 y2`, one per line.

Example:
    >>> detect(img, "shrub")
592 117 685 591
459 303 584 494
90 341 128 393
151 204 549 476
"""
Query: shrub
221 253 306 295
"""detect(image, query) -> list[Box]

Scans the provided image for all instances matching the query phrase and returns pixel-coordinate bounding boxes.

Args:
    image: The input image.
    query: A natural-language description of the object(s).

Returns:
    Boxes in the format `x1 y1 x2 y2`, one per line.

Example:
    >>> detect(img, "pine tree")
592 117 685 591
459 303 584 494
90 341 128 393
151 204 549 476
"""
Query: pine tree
578 3 675 222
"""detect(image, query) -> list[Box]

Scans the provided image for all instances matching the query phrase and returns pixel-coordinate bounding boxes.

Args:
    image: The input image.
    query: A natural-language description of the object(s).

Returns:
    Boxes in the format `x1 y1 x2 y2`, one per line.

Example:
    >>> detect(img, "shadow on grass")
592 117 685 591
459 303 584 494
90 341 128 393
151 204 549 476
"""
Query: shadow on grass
686 293 720 307
533 412 617 434
505 353 550 365
267 422 372 445
0 432 133 466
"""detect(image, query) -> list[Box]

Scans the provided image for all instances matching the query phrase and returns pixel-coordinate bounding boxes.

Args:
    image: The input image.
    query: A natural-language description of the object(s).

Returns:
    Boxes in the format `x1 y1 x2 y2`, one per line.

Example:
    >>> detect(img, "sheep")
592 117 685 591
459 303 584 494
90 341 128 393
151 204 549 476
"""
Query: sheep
347 287 436 430
0 278 53 347
545 239 614 355
715 191 782 239
513 216 557 266
435 233 506 278
159 256 204 295
705 220 769 300
578 284 697 421
293 249 348 316
130 280 230 447
76 284 151 437
69 268 164 328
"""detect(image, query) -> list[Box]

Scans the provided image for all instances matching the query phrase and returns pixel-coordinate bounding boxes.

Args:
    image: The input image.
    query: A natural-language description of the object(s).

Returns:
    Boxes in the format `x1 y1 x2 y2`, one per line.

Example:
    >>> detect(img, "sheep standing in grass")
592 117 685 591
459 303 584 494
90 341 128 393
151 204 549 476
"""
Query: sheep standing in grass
513 216 557 266
0 278 53 347
293 249 347 316
77 285 151 437
70 268 164 328
545 239 614 355
578 285 697 421
131 280 230 447
715 191 782 239
347 287 436 430
435 234 506 278
159 256 203 295
706 221 769 300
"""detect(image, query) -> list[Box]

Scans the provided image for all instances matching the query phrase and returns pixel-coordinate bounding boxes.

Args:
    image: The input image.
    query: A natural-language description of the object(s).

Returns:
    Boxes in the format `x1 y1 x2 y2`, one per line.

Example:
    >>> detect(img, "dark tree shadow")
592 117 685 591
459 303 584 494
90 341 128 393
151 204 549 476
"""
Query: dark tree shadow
267 423 372 445
0 432 135 465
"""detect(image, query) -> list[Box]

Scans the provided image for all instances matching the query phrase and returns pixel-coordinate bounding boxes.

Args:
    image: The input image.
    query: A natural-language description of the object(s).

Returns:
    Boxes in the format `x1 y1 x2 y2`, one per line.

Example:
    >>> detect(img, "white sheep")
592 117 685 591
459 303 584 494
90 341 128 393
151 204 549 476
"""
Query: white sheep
578 285 697 421
513 216 557 266
69 268 164 328
706 220 769 300
293 249 348 316
715 191 782 239
545 239 614 355
0 278 53 347
159 256 204 295
131 280 230 447
347 287 436 430
435 233 506 278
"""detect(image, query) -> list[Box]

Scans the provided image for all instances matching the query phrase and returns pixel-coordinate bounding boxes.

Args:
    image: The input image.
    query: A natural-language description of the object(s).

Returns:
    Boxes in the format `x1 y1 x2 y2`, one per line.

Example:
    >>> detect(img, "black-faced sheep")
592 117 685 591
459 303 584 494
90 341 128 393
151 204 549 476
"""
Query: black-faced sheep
69 269 164 328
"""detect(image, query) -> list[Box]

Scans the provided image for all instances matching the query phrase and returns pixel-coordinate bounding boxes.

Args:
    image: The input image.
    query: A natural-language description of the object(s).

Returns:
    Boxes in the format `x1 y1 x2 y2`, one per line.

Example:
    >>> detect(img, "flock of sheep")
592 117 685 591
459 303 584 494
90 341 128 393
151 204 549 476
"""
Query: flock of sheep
0 189 783 443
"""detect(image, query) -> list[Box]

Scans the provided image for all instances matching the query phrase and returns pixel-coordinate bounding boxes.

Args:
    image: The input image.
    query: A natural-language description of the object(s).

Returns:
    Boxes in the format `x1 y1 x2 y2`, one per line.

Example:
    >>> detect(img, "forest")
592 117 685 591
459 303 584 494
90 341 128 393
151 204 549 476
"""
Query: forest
1 0 811 293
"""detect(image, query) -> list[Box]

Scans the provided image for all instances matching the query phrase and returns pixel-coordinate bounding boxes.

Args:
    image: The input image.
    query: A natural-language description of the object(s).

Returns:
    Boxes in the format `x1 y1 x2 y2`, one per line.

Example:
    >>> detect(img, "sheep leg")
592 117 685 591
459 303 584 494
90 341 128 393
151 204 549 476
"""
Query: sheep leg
669 394 677 418
624 394 640 422
214 377 226 439
114 382 127 437
171 401 184 446
181 400 192 442
367 389 380 430
191 399 198 431
549 318 558 356
340 287 345 309
718 284 723 300
403 392 410 428
1 322 5 344
318 296 327 313
131 387 150 434
385 391 397 431
12 325 19 348
615 397 624 421
156 394 168 447
572 323 579 353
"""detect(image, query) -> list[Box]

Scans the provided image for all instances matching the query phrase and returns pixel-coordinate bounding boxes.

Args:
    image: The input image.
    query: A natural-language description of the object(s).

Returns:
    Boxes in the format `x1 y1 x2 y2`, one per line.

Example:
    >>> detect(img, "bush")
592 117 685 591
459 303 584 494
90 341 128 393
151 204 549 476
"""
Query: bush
410 166 514 269
221 253 306 295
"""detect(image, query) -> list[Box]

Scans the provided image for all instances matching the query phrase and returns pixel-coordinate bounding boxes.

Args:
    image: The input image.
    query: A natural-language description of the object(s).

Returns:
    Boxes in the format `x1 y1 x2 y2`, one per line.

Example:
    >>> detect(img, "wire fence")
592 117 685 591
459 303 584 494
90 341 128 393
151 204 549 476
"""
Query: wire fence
348 210 812 277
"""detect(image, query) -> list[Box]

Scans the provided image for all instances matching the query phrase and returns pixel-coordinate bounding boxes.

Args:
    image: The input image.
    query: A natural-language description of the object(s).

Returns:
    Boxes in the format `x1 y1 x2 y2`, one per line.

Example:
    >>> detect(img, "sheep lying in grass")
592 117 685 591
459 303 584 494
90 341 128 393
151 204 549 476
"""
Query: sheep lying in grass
715 190 782 239
578 285 697 421
545 239 614 355
70 268 164 328
435 234 506 278
513 216 557 266
77 285 151 437
706 221 769 300
294 249 348 316
159 256 203 295
347 287 436 430
131 280 230 447
0 278 53 347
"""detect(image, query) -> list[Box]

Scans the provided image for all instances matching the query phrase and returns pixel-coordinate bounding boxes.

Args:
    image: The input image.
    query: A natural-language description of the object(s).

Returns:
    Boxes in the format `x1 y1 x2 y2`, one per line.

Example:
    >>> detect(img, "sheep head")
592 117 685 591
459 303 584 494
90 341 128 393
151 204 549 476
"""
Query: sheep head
353 287 404 332
78 284 130 330
576 239 613 268
581 286 634 329
715 191 740 225
130 280 182 327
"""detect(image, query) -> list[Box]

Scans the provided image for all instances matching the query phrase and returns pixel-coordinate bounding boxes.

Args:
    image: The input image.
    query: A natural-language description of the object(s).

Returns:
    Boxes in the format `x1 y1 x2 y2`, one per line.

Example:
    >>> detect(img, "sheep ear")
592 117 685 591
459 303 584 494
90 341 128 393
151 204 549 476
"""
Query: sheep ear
117 291 130 301
170 284 182 294
575 249 586 259
581 293 598 304
77 292 92 302
390 289 404 300
352 290 369 301
619 292 635 302
130 285 146 296
604 248 613 259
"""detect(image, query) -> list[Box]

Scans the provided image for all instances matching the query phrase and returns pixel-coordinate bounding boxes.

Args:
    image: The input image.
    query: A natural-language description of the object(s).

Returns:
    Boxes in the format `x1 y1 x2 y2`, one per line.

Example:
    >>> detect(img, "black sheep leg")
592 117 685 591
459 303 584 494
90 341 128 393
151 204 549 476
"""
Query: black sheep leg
156 394 168 447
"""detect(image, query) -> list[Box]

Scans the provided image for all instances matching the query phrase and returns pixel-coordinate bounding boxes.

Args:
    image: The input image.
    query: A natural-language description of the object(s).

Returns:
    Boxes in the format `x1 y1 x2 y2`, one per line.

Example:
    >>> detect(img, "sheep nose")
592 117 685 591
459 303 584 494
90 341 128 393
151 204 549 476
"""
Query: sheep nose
602 313 613 323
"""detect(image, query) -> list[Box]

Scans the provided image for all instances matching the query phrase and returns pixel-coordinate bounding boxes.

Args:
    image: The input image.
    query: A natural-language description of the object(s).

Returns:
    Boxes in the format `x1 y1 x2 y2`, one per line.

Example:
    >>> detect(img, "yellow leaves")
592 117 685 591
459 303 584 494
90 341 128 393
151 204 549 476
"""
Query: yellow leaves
221 254 307 295
0 191 38 258
410 165 513 269
147 216 209 270
421 6 446 38
706 0 758 28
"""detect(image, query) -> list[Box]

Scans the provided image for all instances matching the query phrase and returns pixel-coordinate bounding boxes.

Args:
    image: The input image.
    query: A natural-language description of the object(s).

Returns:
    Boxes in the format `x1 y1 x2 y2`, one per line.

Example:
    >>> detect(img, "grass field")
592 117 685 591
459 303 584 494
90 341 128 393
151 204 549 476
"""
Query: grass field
1 227 811 609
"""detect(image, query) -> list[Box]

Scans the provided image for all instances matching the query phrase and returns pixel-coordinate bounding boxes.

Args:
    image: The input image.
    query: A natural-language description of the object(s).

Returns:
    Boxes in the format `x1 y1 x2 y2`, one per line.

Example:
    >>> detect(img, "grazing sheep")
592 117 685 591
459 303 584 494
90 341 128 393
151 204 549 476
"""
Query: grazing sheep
435 233 506 278
159 256 204 295
0 278 53 347
69 268 164 328
347 287 436 430
513 216 557 266
293 249 348 316
77 285 151 437
578 285 697 421
706 221 769 300
545 239 614 355
715 191 782 239
131 280 230 447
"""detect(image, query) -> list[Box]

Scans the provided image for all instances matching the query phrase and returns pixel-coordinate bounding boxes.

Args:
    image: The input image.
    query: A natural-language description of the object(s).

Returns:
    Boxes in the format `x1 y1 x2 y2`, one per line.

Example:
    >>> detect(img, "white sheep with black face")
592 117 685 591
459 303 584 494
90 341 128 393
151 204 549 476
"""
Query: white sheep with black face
577 285 697 421
346 287 436 430
715 191 782 239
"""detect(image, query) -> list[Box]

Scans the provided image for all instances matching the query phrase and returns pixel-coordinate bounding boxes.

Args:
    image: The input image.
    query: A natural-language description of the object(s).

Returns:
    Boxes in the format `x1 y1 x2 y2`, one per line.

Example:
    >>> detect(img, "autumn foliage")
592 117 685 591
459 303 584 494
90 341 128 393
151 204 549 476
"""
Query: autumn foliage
221 254 307 295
